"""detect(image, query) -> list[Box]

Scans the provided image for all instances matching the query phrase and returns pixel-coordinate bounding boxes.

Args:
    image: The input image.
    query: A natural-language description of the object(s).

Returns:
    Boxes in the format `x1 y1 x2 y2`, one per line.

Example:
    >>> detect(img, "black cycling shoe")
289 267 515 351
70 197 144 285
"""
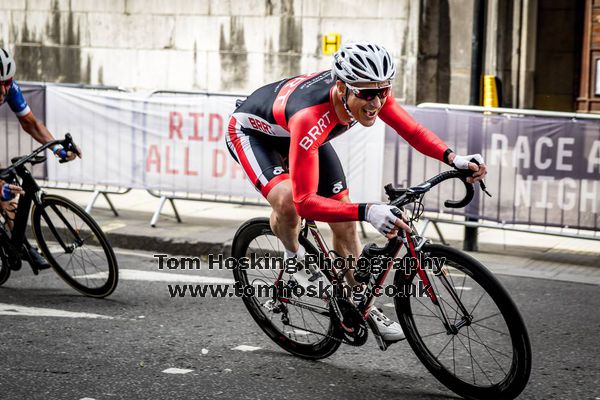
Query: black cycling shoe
22 241 51 273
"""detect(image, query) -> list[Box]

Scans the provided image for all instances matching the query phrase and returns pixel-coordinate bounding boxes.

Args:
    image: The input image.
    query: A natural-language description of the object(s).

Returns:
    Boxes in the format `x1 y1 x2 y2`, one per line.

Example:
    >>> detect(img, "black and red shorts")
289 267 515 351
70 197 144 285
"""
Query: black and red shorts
225 118 349 199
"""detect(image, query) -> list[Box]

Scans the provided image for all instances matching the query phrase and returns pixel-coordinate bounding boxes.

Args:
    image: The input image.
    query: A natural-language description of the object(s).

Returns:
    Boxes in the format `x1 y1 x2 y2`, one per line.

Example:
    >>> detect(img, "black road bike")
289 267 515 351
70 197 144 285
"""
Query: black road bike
231 169 531 400
0 134 118 298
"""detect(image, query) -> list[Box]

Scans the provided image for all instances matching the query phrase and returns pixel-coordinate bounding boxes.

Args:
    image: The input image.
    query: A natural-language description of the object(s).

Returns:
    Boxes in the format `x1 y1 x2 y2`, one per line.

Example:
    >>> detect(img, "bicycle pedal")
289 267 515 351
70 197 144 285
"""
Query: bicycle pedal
30 263 51 275
307 270 322 282
366 315 389 351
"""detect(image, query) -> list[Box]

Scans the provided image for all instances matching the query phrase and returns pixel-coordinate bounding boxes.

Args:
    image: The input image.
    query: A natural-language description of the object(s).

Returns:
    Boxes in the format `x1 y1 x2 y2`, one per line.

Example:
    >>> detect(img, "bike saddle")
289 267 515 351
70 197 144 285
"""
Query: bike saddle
10 155 47 165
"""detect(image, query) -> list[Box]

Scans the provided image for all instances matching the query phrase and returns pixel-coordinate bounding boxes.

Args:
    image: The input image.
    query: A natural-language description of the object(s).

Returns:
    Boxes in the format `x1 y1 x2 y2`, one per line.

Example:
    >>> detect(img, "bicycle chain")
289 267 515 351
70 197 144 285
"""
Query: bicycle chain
278 299 369 347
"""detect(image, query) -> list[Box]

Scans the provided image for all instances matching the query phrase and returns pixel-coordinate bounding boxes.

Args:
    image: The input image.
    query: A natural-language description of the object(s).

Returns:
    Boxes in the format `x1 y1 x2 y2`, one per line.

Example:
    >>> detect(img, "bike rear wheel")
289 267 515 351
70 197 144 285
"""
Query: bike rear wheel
231 218 341 360
31 194 118 298
394 244 531 400
0 247 10 286
0 226 13 285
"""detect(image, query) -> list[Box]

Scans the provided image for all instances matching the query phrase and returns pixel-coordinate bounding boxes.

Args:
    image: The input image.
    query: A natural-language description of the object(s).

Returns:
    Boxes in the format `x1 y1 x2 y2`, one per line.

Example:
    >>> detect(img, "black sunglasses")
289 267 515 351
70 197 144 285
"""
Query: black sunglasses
346 83 391 101
0 78 13 89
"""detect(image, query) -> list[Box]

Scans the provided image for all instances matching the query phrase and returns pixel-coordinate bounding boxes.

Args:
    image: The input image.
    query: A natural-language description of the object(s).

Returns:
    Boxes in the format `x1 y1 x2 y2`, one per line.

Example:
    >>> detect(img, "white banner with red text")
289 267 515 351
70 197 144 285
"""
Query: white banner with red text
45 86 386 203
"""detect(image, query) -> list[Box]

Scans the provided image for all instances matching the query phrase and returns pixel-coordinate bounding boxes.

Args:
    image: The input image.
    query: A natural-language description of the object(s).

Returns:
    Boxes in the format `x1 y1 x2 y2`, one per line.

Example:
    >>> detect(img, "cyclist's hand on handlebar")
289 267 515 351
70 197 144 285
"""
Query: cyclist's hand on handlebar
449 153 488 184
52 144 82 162
0 181 24 200
366 204 411 239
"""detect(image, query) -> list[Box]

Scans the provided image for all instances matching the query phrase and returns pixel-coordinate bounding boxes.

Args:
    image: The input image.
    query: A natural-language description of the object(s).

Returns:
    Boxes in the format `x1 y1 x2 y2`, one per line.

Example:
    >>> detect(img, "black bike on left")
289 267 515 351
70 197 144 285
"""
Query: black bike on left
0 134 118 298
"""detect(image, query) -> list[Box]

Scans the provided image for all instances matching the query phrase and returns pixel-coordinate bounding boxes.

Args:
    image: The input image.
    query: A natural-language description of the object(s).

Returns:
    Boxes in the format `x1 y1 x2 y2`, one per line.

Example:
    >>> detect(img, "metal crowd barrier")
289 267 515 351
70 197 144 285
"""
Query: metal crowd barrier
40 83 133 216
144 90 268 227
413 103 600 243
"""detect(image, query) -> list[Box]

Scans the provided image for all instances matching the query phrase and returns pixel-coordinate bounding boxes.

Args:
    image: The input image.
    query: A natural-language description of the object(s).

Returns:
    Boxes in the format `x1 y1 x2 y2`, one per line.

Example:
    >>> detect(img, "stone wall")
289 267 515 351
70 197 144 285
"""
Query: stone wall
0 0 434 103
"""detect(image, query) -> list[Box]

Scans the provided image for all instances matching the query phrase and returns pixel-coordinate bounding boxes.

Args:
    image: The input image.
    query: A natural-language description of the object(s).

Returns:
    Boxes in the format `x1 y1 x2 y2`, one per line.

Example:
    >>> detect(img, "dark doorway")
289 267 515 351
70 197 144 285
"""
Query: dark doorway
534 0 585 111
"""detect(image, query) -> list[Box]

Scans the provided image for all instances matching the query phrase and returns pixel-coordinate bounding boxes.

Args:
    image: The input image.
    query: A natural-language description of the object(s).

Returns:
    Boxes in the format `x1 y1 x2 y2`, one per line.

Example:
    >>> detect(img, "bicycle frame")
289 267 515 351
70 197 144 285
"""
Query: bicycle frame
1 134 83 260
269 169 482 337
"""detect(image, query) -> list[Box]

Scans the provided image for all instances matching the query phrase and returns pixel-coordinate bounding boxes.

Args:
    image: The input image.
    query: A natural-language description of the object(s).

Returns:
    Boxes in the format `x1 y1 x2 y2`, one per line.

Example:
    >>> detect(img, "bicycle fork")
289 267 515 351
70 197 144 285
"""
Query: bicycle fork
402 231 473 335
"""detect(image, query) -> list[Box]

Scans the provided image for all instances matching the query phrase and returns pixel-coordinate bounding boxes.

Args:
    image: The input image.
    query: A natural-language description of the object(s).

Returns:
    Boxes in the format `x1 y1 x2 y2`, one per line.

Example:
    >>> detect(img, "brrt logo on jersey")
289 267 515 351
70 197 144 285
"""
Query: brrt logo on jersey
299 111 332 151
332 181 343 194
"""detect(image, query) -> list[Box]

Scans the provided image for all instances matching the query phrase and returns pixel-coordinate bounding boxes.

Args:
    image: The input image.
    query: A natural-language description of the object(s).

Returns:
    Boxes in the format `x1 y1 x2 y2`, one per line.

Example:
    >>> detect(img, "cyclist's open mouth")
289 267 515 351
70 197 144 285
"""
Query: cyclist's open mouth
364 108 379 119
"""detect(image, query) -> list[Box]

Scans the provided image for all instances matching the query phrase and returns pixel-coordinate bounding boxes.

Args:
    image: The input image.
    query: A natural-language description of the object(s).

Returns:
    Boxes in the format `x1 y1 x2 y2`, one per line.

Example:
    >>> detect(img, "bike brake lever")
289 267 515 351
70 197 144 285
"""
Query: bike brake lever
479 180 492 197
468 158 492 198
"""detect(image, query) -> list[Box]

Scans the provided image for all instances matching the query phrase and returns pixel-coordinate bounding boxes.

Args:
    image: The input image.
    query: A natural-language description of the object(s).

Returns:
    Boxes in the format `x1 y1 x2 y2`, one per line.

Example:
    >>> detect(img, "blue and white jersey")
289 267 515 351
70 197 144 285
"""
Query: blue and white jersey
1 80 31 117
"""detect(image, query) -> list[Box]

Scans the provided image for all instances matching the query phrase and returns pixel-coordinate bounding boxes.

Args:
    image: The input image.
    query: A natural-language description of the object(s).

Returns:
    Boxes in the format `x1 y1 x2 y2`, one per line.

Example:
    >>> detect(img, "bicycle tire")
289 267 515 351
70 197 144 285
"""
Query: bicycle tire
0 248 10 286
0 227 12 285
231 217 341 360
393 244 531 400
31 194 118 298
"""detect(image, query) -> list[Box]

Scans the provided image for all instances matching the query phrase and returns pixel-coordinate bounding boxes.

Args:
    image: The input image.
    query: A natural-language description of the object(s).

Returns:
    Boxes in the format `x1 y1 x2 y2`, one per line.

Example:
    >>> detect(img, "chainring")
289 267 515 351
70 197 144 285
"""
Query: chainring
331 298 368 346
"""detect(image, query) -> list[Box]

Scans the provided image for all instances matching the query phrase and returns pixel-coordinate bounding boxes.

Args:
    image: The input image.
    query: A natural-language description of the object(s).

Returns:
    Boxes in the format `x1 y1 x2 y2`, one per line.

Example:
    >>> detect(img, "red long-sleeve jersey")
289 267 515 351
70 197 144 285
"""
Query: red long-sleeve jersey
229 70 450 222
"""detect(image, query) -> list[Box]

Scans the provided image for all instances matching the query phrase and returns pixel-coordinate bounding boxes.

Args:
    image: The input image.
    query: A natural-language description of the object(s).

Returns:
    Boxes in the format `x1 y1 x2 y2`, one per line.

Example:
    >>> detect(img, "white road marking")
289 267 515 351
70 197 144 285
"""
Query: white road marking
383 303 394 308
99 222 126 232
79 398 96 400
114 248 156 258
75 269 235 284
0 303 113 319
231 345 261 352
162 368 193 375
201 348 209 355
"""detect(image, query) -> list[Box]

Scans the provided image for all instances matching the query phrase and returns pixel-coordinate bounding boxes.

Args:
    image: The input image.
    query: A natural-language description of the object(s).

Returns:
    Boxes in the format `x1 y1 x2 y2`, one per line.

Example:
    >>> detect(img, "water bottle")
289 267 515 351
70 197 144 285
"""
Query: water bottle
354 243 382 283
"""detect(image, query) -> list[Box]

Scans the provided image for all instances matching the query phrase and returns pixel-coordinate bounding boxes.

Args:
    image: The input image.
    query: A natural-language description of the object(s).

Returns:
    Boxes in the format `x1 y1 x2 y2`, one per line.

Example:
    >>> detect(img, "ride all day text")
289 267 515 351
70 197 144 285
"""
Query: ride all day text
145 111 244 179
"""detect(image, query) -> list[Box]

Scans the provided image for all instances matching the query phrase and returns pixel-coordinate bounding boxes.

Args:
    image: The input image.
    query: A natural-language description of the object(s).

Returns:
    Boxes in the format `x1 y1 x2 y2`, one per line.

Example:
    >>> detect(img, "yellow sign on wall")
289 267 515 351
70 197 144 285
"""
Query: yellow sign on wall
322 33 341 55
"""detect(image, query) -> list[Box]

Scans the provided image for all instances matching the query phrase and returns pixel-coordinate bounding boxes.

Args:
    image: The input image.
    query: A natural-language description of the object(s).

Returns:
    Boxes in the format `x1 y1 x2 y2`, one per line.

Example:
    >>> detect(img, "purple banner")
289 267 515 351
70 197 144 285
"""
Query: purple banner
385 106 600 231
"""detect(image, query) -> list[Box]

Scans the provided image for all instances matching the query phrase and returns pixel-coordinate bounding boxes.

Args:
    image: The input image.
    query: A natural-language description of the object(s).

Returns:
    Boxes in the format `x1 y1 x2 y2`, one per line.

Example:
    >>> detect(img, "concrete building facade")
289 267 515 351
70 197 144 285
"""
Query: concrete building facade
0 0 589 111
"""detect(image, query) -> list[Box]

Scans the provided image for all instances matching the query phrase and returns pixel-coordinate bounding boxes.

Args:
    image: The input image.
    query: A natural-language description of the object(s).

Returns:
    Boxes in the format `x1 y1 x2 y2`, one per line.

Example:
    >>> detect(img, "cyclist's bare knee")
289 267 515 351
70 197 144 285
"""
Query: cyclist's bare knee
267 180 299 224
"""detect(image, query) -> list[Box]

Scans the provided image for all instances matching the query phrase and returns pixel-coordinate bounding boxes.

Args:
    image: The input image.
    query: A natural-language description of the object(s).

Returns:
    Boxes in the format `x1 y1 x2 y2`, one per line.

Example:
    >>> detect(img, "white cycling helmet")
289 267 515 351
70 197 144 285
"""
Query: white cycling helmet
331 41 396 83
0 48 16 81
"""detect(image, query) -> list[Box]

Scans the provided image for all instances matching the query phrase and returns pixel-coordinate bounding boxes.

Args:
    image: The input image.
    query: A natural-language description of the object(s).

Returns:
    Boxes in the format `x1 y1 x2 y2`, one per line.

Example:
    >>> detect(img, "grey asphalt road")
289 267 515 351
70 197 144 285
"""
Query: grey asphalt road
0 248 598 400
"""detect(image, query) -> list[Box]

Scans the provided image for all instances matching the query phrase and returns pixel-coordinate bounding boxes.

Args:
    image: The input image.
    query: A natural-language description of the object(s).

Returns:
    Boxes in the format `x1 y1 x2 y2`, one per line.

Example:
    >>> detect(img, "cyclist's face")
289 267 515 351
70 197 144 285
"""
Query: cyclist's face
0 81 9 103
340 81 391 127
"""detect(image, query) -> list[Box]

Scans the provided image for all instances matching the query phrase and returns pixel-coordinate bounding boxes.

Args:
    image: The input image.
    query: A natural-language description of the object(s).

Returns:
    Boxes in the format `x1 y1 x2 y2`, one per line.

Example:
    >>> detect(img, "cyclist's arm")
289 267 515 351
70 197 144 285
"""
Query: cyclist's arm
288 106 367 223
18 111 55 145
379 95 452 163
7 82 54 145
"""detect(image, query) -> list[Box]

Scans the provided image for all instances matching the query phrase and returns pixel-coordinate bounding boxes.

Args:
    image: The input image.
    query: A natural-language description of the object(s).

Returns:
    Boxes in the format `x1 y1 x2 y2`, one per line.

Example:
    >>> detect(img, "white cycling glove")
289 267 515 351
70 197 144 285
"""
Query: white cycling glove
366 204 401 236
451 153 485 170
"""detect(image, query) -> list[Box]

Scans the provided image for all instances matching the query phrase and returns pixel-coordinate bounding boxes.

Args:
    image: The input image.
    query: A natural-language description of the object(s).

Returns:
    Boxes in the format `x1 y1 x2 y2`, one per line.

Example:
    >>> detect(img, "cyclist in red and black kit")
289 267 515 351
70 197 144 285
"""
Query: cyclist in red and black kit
226 41 488 342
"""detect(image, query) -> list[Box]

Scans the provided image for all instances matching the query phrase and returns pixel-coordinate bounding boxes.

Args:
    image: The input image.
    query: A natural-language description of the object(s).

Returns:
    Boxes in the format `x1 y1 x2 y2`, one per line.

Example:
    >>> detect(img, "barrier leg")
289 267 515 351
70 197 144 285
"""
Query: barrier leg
85 190 101 214
432 221 448 246
359 221 367 239
420 219 431 235
151 196 168 228
102 192 119 217
169 198 182 223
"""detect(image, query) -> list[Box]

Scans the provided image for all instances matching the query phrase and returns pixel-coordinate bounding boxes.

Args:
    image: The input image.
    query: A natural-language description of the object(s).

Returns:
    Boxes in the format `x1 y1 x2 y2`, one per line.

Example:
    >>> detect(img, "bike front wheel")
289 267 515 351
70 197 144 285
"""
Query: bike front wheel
31 194 118 298
394 244 531 400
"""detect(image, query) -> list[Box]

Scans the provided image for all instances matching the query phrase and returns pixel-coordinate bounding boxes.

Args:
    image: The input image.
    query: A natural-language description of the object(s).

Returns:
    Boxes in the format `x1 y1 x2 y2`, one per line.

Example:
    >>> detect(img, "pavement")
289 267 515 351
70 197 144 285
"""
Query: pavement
42 187 600 286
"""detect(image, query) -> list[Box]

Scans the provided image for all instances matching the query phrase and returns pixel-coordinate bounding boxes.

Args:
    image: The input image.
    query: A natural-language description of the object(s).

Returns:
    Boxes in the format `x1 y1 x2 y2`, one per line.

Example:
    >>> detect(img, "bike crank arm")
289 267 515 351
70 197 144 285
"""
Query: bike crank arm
279 297 330 317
